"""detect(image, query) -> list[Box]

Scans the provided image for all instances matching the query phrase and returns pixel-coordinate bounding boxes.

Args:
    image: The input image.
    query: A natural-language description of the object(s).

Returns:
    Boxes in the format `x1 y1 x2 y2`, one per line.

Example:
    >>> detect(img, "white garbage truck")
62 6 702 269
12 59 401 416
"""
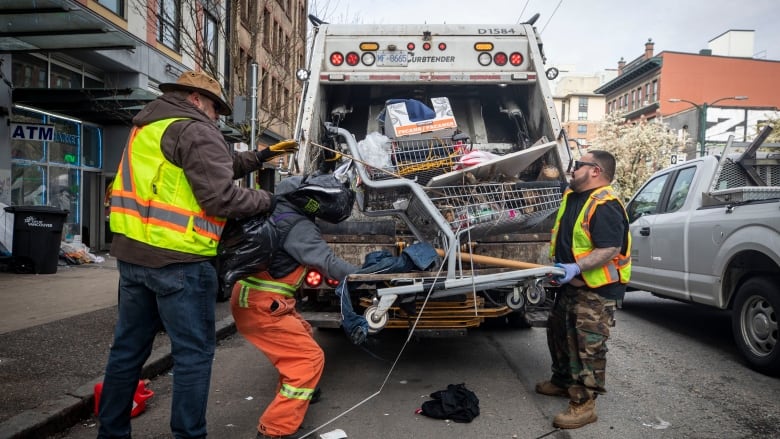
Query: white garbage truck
289 14 573 335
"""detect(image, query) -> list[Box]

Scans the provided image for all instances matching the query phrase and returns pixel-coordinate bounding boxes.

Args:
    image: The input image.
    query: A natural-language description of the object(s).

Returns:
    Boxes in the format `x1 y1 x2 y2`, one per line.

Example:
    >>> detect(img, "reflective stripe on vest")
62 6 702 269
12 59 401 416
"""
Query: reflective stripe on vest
109 118 226 256
550 185 632 288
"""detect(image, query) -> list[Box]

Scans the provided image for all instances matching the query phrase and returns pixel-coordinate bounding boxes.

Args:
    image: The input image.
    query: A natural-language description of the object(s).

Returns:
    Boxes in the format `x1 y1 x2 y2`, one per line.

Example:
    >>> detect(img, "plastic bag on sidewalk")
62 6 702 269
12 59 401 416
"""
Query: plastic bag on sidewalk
216 214 278 294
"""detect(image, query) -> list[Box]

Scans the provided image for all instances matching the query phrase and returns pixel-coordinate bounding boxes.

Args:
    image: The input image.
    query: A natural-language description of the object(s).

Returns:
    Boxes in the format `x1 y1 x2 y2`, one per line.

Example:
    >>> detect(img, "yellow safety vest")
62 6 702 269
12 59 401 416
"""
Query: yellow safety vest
110 118 226 256
549 185 631 288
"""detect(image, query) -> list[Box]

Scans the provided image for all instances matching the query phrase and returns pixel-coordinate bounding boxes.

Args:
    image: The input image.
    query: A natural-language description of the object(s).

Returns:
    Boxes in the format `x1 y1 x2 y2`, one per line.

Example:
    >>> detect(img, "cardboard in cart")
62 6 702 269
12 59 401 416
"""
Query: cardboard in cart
384 97 457 140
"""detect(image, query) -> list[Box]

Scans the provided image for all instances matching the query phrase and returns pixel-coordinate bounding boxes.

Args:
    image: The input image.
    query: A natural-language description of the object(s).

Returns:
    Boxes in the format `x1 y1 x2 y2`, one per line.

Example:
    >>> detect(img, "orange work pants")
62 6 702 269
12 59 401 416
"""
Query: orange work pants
231 286 324 437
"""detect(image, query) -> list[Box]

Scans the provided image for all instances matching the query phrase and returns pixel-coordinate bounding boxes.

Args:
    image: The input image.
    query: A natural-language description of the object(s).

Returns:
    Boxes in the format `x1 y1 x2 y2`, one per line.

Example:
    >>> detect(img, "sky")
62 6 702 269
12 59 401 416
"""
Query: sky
311 0 780 74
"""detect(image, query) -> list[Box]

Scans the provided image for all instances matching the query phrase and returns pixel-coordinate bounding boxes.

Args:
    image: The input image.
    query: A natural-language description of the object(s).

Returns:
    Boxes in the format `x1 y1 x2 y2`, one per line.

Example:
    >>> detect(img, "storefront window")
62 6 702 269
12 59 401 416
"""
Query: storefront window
82 125 103 168
10 108 85 242
49 166 80 240
48 116 80 166
10 109 45 161
10 164 45 206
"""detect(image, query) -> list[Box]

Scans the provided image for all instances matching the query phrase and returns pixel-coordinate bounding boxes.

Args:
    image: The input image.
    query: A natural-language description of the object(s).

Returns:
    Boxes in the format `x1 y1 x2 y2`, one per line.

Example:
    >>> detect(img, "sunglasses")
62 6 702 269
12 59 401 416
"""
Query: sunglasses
572 160 602 171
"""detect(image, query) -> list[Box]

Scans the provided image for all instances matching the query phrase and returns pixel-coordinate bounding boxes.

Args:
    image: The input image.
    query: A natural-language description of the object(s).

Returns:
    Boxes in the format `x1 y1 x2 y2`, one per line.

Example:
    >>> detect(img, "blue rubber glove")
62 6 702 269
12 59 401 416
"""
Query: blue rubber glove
554 262 581 284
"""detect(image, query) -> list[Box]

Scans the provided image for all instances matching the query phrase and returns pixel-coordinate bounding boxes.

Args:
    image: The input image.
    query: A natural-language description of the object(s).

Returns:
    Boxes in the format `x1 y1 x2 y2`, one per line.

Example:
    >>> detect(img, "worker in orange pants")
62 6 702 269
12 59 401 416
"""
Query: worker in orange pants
227 174 359 438
231 266 325 438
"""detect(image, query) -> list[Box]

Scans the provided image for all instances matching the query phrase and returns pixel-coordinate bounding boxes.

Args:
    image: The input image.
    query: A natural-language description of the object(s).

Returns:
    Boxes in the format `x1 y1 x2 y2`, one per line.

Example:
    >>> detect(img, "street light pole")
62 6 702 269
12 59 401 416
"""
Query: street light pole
698 102 707 157
668 96 748 157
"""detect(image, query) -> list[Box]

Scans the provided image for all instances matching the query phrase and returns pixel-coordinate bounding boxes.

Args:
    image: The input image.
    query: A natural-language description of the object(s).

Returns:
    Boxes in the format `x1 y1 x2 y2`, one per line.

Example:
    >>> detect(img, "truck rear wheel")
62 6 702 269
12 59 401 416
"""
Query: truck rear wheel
731 276 780 376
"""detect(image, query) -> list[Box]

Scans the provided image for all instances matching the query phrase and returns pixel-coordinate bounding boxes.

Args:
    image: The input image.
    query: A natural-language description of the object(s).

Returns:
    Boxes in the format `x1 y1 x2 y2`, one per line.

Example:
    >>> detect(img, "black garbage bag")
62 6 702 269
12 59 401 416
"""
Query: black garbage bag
216 213 277 294
417 383 480 423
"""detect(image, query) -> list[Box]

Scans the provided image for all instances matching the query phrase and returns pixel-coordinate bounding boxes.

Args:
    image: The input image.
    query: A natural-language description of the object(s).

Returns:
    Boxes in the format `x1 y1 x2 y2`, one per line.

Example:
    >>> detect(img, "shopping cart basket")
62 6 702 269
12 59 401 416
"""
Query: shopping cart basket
326 124 564 332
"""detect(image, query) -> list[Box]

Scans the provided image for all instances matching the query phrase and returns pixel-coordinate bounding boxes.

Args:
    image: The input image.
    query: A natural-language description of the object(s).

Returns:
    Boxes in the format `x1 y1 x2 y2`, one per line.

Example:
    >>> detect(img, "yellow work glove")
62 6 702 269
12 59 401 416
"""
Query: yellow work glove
256 139 298 162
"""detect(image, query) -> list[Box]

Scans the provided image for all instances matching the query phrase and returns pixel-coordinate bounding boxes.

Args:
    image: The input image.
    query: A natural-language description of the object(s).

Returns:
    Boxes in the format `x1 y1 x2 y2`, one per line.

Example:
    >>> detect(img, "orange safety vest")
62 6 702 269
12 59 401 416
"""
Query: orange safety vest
550 185 631 288
110 118 225 256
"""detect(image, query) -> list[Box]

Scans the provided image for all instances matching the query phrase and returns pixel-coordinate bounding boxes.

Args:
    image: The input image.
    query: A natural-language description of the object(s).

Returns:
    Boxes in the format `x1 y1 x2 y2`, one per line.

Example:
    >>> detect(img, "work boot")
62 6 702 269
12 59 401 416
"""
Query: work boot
310 387 322 404
535 380 569 397
553 399 598 429
257 429 306 439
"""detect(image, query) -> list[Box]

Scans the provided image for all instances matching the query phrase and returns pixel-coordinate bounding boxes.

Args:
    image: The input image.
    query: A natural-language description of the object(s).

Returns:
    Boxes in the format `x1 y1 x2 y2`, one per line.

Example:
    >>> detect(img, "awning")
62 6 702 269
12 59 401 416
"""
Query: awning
12 87 159 125
0 0 139 53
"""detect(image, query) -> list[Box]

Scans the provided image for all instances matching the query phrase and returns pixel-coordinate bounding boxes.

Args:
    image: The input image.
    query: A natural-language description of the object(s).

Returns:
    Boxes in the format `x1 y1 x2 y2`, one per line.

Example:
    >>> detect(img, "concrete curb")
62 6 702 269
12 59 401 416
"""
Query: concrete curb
0 316 237 439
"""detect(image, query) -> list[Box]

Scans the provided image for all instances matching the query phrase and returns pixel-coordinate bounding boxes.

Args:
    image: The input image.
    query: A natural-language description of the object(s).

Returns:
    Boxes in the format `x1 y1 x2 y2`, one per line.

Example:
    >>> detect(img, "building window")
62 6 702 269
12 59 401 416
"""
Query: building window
203 11 218 70
652 80 658 102
578 96 588 112
97 0 124 18
12 54 48 88
263 8 272 48
646 83 652 102
158 0 180 51
260 70 268 110
577 124 587 134
241 0 252 23
51 62 81 89
578 111 587 120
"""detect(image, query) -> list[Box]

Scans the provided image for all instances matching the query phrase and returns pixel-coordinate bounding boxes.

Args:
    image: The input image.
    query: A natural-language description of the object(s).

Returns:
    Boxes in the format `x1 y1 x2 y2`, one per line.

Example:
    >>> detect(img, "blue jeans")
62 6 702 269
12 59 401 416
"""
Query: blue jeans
98 260 217 439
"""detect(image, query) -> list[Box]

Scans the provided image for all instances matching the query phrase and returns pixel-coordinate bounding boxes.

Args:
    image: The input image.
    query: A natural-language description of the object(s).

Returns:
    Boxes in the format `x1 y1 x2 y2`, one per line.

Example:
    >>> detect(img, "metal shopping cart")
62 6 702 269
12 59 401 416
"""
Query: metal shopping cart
327 123 565 333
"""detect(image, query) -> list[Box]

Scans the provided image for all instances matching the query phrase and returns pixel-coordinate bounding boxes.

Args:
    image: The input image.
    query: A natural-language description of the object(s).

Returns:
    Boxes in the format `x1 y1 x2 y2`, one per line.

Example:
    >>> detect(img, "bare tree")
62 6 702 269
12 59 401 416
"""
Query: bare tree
130 0 306 146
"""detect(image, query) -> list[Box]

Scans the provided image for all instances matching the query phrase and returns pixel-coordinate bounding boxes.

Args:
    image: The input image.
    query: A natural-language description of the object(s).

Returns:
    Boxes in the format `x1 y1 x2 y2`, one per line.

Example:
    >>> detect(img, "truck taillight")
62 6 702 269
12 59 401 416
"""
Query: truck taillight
494 52 508 66
438 42 447 50
330 52 344 66
510 52 524 66
305 270 322 287
362 52 376 66
422 42 431 51
407 42 415 50
477 52 492 66
346 52 360 66
326 278 340 287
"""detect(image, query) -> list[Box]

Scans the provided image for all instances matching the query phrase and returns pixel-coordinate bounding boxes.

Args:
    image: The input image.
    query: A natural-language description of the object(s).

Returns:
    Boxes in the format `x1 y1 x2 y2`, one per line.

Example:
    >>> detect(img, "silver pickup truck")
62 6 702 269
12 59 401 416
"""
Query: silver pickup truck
625 129 780 375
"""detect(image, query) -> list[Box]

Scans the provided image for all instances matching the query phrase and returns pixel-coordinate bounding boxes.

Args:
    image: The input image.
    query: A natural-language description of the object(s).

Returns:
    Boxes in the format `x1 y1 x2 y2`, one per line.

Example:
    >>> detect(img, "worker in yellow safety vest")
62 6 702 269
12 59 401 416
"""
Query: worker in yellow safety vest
536 150 631 430
98 70 297 439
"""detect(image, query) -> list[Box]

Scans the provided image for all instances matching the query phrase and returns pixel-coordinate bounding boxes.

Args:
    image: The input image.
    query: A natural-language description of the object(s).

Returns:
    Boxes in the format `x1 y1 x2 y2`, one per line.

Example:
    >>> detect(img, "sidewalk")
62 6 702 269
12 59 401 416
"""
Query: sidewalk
0 255 235 439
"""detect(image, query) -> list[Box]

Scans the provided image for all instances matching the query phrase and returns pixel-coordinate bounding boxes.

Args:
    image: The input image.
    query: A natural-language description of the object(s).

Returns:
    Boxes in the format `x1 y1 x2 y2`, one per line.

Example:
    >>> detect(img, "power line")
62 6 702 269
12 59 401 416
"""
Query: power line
516 0 531 24
540 0 564 34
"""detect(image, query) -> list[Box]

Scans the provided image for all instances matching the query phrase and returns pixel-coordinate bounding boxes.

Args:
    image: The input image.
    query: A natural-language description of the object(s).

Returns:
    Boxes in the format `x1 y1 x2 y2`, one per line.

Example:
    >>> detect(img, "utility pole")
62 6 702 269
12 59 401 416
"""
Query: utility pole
668 96 748 157
248 62 258 188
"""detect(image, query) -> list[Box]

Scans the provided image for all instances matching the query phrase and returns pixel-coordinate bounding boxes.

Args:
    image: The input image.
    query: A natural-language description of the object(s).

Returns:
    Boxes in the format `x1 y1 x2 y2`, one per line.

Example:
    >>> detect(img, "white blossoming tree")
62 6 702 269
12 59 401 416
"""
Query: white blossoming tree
588 113 679 201
759 117 780 143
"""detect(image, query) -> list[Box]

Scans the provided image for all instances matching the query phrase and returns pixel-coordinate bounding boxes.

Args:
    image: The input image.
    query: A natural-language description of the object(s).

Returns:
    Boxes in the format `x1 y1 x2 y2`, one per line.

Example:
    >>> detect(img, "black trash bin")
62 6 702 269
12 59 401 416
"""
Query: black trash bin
4 206 69 274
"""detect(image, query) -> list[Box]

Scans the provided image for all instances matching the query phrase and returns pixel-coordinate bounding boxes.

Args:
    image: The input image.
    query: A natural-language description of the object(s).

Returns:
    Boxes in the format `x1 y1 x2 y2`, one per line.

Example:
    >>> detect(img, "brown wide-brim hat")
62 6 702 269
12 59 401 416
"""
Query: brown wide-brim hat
159 70 232 116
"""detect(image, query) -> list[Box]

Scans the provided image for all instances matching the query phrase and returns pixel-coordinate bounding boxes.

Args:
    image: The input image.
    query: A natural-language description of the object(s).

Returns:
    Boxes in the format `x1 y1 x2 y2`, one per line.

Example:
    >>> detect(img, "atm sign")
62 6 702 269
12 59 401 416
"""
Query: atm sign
10 123 55 142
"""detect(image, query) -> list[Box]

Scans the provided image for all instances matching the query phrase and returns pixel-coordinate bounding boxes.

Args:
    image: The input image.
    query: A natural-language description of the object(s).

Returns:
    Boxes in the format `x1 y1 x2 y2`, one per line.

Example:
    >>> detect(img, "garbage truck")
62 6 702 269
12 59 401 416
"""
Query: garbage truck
289 14 572 335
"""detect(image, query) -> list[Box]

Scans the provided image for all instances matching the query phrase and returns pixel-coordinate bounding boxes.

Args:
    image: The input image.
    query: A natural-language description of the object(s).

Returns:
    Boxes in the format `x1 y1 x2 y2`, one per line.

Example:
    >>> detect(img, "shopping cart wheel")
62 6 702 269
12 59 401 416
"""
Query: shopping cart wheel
506 287 525 310
364 305 388 334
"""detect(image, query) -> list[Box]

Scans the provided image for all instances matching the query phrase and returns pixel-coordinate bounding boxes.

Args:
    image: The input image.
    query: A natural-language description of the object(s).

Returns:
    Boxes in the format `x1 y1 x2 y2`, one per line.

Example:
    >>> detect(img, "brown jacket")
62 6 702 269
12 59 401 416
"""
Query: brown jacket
110 93 272 267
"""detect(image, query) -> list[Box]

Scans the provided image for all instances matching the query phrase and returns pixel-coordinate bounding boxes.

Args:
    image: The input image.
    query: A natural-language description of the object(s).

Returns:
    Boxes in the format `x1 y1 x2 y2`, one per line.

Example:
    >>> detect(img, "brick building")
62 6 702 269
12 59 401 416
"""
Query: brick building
595 32 780 158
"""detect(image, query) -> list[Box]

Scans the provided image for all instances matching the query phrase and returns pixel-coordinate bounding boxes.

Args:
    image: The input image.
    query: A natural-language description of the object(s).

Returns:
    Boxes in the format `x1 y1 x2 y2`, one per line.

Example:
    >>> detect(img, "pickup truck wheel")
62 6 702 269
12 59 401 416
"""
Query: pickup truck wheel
731 276 780 376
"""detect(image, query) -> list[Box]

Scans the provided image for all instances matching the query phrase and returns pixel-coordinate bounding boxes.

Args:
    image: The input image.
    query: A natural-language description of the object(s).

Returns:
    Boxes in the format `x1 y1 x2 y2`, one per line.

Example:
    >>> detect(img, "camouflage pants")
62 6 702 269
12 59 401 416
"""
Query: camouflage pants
546 284 616 403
